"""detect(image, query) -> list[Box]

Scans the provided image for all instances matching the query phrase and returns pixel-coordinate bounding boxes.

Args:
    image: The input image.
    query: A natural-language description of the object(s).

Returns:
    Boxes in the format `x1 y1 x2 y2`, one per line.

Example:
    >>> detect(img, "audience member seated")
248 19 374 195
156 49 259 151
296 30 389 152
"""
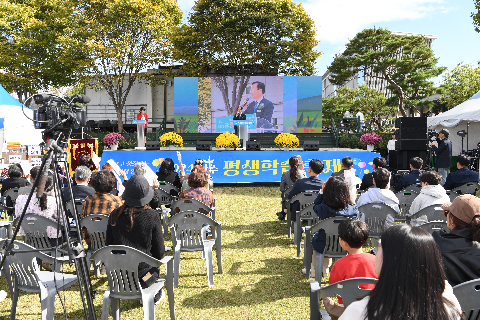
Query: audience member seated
394 157 423 192
18 166 40 195
107 175 165 304
278 155 306 218
73 155 96 185
408 170 450 216
178 167 214 216
1 164 30 215
82 169 123 218
101 163 126 196
63 166 96 202
443 154 479 191
322 220 376 319
122 163 162 209
340 224 462 320
280 159 324 222
331 157 361 203
15 172 65 246
433 195 480 286
156 158 182 192
360 157 386 190
179 158 213 191
357 168 400 214
309 176 359 276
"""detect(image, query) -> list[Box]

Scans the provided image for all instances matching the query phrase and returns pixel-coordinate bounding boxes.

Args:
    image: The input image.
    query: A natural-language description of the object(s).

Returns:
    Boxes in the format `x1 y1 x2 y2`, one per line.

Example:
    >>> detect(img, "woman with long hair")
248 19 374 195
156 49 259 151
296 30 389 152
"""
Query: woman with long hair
278 155 306 218
156 158 182 191
340 224 462 320
434 194 480 286
15 172 64 246
107 175 165 303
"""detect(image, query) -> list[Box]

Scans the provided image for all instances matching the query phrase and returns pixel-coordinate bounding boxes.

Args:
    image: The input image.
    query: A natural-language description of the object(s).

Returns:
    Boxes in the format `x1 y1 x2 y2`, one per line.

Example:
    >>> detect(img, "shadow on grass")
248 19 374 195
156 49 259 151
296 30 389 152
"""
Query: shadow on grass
222 220 293 250
182 258 307 308
216 187 278 199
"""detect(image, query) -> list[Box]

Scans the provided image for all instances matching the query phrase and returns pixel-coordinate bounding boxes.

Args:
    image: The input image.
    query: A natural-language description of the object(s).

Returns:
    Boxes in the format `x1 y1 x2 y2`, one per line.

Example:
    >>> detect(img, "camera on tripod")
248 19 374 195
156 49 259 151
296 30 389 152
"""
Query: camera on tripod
33 94 89 131
428 129 439 141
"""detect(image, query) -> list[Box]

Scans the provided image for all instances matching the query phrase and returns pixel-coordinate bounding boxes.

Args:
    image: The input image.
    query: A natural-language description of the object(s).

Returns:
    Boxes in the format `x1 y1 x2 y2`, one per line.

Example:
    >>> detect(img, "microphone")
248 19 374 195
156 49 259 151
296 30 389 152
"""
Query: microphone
241 98 250 112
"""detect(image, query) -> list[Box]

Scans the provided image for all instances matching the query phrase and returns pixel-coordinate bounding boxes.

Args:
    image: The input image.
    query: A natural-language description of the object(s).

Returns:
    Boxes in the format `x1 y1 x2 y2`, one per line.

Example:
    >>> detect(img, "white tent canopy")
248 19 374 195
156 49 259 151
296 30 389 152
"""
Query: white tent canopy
428 89 480 155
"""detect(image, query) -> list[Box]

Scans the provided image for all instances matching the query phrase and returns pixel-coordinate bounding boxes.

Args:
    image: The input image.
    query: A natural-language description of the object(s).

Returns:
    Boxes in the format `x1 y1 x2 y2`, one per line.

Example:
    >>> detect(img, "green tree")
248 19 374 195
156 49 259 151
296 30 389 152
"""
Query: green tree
76 0 182 132
0 0 85 103
440 63 480 109
473 0 480 32
328 28 445 117
322 85 395 131
171 0 320 116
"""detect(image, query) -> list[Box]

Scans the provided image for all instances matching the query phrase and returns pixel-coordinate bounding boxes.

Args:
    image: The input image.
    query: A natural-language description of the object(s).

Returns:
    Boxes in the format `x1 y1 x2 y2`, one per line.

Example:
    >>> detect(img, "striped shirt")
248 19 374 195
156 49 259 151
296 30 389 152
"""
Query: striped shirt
82 192 123 218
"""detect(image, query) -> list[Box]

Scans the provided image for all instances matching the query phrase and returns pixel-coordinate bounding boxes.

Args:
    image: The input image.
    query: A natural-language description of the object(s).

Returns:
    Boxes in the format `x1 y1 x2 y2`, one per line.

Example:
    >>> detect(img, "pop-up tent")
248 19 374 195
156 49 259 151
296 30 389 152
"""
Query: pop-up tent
0 85 43 151
428 90 480 155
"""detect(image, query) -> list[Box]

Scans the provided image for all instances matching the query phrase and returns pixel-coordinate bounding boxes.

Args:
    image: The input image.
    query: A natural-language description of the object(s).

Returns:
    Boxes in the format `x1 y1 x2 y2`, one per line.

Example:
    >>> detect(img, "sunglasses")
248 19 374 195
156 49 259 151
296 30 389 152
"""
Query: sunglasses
444 210 450 217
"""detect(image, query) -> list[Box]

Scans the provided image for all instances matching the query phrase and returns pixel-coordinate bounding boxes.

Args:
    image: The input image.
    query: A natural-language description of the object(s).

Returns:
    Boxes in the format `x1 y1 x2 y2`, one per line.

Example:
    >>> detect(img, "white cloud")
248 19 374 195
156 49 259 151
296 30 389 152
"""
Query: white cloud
301 0 448 45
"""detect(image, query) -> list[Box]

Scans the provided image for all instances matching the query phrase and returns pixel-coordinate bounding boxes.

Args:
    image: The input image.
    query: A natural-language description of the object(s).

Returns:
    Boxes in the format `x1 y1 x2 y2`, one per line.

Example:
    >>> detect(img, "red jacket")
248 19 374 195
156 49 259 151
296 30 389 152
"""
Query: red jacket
137 112 148 128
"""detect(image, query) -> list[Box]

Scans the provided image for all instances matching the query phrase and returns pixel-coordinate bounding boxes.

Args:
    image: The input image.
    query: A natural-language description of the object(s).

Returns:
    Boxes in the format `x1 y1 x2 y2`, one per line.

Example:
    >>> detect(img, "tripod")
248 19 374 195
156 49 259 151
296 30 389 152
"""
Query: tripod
0 131 97 319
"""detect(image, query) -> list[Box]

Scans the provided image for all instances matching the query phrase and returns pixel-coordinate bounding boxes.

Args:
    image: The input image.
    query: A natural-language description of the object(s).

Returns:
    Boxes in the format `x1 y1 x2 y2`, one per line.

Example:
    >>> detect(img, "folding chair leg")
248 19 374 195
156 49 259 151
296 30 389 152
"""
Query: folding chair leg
314 253 324 282
3 265 13 298
101 289 111 320
215 242 222 274
204 247 214 287
310 288 320 320
40 287 56 320
10 287 19 320
111 297 120 320
165 259 175 320
173 245 181 288
286 209 292 238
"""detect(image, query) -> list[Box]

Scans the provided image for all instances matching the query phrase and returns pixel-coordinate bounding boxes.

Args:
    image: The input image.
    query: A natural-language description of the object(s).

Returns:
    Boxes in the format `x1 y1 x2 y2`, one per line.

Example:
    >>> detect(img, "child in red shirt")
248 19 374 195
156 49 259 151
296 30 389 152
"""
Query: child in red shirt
323 219 377 318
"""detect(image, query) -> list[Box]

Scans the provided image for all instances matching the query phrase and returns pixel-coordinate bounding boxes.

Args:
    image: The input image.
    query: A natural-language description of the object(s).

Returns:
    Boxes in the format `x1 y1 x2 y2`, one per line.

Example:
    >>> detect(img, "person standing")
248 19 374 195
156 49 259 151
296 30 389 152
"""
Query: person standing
430 129 452 185
137 106 148 146
355 109 364 132
386 133 396 165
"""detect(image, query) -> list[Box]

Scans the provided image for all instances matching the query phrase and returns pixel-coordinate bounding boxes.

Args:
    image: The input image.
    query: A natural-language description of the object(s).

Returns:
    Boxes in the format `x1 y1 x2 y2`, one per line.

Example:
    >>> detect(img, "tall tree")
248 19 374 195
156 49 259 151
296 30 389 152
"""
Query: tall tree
322 85 395 131
76 0 182 132
0 0 85 103
440 63 480 109
328 28 445 117
473 0 480 32
171 0 320 116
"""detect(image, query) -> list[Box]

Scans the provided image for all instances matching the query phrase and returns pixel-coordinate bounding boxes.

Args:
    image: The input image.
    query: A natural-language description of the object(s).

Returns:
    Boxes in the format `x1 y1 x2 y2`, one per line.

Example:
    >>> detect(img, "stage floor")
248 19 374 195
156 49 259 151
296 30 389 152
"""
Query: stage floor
101 149 380 183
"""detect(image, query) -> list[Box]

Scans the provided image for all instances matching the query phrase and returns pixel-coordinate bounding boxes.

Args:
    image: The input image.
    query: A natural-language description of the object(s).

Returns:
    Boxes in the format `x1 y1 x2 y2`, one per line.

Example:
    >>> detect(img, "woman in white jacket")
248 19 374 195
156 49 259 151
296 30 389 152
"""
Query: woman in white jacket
409 171 450 216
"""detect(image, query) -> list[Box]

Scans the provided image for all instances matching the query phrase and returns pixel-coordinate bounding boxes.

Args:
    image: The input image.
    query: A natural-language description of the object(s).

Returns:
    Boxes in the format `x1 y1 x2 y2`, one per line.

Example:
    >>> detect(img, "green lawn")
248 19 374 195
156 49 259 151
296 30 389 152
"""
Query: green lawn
0 186 325 320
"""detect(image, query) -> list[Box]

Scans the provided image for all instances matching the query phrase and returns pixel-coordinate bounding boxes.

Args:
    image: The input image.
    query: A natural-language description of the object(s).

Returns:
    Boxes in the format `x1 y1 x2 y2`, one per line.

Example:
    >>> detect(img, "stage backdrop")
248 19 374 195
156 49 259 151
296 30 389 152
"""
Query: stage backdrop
100 150 379 183
174 76 322 134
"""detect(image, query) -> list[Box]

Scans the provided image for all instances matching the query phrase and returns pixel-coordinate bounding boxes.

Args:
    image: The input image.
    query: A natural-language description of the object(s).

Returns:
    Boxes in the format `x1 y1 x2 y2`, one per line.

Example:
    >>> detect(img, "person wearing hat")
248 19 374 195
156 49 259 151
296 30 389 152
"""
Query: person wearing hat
433 195 480 286
107 175 165 303
137 107 148 146
430 129 452 185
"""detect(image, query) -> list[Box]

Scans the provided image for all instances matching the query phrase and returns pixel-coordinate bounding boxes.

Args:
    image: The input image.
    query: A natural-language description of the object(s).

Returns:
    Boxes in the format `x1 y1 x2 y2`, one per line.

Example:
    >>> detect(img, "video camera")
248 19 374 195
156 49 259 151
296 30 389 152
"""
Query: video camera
33 94 89 131
428 129 440 142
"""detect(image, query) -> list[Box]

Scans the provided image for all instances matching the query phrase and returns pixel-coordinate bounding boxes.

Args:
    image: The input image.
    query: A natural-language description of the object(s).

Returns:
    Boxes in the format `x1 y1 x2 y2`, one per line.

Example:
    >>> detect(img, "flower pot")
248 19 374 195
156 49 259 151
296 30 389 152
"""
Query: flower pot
169 145 175 150
367 144 374 152
110 143 118 151
282 146 291 151
225 147 234 151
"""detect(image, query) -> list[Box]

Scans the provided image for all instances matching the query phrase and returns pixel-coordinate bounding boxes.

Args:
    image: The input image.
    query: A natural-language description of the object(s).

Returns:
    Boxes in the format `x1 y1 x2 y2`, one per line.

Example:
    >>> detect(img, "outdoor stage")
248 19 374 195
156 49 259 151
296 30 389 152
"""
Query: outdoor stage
100 148 380 183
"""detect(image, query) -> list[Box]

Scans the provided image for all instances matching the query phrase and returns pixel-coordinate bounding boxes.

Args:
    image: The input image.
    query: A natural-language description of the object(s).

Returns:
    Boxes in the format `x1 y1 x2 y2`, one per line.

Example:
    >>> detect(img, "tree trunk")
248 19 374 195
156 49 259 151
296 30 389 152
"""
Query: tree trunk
116 109 124 133
383 72 407 117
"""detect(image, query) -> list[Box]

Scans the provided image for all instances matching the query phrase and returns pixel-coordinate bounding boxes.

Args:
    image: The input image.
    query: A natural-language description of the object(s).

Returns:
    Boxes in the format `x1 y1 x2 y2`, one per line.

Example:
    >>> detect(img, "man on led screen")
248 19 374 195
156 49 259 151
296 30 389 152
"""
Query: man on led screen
244 81 274 128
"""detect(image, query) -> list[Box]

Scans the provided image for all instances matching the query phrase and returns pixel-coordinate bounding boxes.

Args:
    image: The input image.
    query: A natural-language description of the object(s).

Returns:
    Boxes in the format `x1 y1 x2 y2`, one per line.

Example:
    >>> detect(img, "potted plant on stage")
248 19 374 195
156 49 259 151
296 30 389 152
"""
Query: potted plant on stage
160 132 183 149
103 132 125 150
360 132 383 151
215 132 240 150
274 133 299 150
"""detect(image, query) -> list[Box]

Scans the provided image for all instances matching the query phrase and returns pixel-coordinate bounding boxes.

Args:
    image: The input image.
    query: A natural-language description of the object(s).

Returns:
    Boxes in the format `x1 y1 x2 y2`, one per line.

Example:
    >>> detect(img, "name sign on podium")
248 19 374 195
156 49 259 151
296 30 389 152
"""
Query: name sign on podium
232 120 255 126
132 120 146 124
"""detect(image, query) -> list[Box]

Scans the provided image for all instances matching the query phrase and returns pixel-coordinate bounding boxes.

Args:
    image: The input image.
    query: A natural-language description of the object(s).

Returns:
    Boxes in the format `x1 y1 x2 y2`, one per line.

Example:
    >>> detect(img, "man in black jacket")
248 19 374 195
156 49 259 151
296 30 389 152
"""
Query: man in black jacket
431 129 452 185
394 157 423 192
360 156 387 190
63 166 96 202
1 164 30 215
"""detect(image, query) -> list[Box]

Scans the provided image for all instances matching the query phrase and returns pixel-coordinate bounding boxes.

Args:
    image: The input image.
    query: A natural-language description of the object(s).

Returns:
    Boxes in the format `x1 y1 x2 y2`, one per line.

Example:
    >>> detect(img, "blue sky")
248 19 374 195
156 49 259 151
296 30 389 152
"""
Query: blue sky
177 0 480 84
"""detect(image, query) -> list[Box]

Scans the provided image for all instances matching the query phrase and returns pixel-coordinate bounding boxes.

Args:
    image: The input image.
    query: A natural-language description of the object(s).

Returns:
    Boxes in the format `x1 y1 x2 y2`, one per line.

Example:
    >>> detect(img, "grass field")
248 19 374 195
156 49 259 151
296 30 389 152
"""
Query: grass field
0 186 327 320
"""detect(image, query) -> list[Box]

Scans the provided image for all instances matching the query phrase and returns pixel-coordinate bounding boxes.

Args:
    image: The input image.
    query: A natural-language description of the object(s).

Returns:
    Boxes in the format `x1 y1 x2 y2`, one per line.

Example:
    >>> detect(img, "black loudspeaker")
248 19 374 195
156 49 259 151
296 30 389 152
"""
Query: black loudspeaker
304 140 320 151
390 150 427 170
395 117 427 129
146 141 160 150
196 141 212 151
395 140 429 151
246 141 261 151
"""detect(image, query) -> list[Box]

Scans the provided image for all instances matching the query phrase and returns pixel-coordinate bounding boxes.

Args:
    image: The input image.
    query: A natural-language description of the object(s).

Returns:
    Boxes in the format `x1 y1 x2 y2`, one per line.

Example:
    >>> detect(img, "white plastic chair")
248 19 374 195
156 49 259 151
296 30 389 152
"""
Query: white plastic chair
310 277 377 320
453 279 480 320
169 211 222 287
1 240 78 320
451 181 480 195
91 245 175 320
395 189 418 221
294 203 316 257
287 191 318 238
358 203 397 244
79 214 109 276
3 187 20 220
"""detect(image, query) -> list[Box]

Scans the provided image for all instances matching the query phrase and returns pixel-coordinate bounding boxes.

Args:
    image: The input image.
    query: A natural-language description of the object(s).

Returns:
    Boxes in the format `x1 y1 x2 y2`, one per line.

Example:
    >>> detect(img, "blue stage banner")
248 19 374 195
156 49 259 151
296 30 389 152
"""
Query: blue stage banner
100 150 380 183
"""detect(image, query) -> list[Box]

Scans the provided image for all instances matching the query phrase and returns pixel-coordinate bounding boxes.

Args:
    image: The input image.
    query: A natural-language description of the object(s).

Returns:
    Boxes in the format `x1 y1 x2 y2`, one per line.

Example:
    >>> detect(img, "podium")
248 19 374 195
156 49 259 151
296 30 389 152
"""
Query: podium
233 120 254 149
133 119 146 149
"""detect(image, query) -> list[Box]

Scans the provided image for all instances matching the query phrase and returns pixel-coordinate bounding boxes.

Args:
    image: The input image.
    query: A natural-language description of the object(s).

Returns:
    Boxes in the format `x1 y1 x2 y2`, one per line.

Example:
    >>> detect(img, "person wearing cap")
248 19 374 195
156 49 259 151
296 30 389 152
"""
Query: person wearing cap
107 175 165 303
443 154 479 191
430 129 452 185
137 107 148 146
394 157 423 192
433 195 480 286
